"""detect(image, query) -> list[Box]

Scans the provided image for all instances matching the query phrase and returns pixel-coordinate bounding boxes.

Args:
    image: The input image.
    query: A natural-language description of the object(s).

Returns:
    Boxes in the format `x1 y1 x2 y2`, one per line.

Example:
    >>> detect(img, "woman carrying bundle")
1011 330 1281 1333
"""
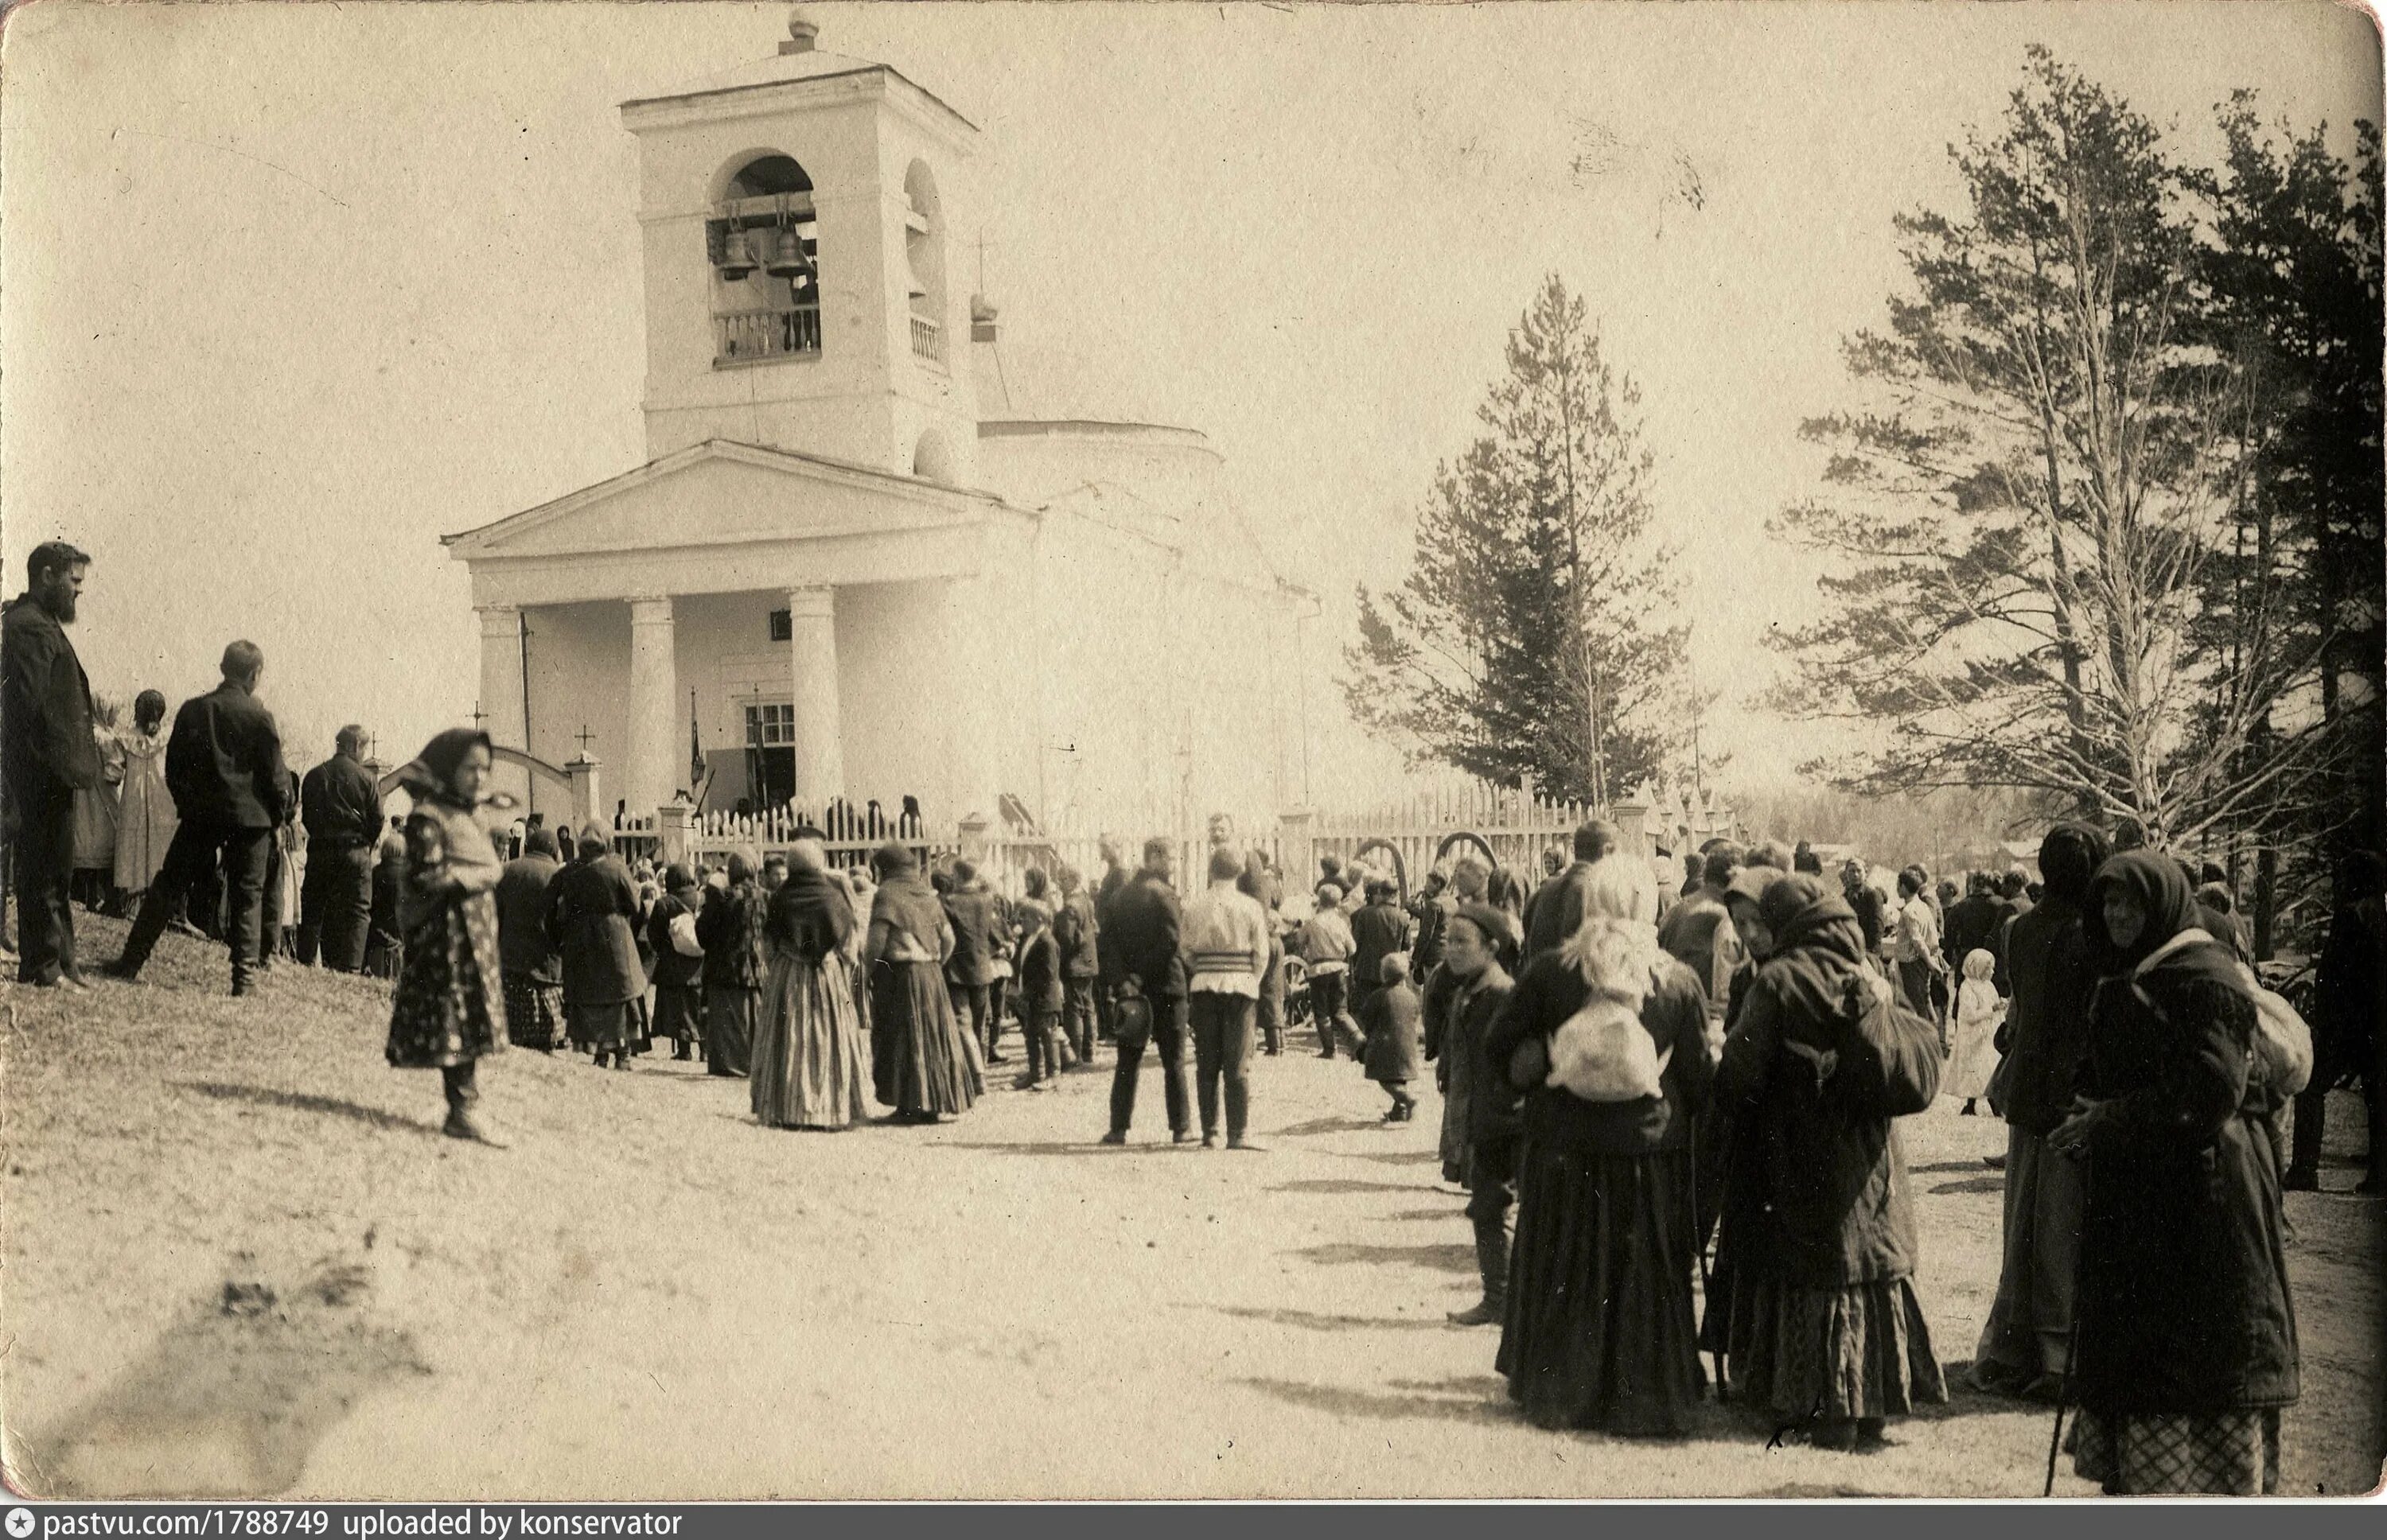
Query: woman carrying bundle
1481 859 1715 1435
1710 873 1947 1452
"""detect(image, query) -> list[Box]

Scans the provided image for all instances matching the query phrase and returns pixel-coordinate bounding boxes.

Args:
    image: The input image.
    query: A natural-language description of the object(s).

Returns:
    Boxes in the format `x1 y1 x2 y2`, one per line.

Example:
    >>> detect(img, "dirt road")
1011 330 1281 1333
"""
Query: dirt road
4 918 2378 1498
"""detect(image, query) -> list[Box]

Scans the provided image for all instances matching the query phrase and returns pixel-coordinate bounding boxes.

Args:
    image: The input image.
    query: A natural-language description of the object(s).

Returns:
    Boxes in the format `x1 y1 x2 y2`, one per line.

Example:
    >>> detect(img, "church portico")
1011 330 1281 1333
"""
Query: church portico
444 14 1307 842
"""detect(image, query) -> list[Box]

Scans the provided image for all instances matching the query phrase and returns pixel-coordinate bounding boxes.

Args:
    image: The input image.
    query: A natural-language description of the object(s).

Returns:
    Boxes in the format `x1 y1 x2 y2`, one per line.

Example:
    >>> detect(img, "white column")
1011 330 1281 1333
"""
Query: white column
945 570 995 823
625 595 678 817
786 586 845 808
475 604 529 807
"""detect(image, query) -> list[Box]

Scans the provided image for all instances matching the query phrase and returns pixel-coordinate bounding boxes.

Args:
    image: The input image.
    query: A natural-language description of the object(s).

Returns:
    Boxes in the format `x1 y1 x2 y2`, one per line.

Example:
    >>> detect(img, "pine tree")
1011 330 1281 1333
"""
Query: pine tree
1345 275 1688 804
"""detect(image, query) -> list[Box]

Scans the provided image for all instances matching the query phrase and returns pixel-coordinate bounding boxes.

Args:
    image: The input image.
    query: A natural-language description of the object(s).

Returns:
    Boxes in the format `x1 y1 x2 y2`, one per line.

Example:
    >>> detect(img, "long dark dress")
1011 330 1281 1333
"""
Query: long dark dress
1481 935 1715 1435
1711 884 1947 1432
386 798 508 1069
545 851 646 1056
750 869 867 1128
867 873 983 1118
2066 852 2297 1495
698 878 769 1077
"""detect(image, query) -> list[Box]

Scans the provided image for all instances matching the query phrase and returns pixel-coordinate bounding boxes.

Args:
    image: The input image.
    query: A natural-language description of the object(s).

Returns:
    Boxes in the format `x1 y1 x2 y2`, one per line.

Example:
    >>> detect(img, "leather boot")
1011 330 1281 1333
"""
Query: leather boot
1447 1220 1509 1325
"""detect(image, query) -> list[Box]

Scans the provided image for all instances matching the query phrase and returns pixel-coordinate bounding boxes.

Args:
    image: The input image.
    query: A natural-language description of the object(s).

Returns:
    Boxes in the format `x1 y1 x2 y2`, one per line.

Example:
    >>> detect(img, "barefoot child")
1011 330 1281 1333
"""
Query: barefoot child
1361 952 1424 1122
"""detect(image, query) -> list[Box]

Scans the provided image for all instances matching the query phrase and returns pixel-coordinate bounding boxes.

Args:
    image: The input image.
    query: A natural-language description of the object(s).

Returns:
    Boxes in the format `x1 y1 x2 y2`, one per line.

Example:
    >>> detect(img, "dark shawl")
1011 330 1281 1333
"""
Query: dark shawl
2072 850 2296 1414
769 865 855 966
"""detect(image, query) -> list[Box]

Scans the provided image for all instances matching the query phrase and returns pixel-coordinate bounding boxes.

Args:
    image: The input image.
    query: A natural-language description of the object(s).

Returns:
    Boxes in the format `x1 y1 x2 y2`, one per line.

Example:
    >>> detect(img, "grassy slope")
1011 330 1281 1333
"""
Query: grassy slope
2 913 2378 1499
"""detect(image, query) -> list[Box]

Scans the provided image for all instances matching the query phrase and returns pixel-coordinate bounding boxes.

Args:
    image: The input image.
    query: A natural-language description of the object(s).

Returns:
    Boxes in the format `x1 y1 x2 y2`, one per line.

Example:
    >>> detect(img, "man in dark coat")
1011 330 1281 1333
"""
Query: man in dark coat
296 724 384 971
942 859 1003 1062
1053 863 1102 1064
1972 823 2107 1399
2 542 101 986
1521 819 1616 962
1348 877 1415 1021
107 640 289 995
2288 852 2385 1193
1658 840 1746 1028
1839 857 1886 962
1942 870 2007 978
1100 837 1190 1144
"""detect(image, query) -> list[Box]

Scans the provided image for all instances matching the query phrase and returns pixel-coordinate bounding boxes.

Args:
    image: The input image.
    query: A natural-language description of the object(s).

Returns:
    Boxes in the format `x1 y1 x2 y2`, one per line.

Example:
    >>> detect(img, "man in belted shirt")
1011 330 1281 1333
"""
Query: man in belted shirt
296 724 383 972
106 640 290 995
1180 846 1273 1150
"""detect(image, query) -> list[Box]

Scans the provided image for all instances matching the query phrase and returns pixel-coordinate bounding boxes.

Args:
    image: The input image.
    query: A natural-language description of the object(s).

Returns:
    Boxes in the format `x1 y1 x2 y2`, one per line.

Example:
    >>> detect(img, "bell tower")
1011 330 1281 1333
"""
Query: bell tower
620 10 983 486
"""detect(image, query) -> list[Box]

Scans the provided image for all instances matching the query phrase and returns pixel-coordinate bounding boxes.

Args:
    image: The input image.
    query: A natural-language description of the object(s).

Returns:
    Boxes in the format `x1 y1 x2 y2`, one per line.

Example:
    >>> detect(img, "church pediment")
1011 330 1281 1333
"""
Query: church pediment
445 440 1003 562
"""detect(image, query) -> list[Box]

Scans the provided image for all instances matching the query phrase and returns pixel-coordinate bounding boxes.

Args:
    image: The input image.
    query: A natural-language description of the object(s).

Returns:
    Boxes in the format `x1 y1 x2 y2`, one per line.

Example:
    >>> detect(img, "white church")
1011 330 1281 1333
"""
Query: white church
445 13 1313 839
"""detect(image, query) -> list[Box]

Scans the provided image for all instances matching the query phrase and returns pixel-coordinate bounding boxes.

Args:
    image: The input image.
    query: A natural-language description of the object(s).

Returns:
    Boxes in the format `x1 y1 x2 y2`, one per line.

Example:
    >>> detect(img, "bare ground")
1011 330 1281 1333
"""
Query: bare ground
2 914 2378 1499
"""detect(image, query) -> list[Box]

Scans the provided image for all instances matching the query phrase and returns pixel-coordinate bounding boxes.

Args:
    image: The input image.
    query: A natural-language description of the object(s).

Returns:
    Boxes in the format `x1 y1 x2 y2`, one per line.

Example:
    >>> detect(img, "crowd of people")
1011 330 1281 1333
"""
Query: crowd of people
7 536 2381 1495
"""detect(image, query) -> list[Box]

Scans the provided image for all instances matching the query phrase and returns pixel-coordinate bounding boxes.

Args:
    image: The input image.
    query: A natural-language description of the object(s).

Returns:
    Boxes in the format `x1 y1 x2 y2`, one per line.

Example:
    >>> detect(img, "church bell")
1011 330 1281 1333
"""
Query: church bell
765 227 808 280
718 228 757 281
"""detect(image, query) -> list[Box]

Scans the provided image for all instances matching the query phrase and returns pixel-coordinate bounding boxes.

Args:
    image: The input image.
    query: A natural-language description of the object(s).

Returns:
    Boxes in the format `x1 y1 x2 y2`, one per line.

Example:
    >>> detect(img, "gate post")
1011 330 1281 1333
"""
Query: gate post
1279 807 1316 893
567 753 603 834
657 801 692 867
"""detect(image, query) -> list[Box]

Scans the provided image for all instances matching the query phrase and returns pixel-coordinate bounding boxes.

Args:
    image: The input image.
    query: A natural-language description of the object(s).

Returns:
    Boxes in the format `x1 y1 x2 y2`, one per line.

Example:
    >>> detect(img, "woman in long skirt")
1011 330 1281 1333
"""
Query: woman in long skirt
1712 874 1946 1451
384 730 508 1144
1481 859 1716 1436
546 821 648 1070
2053 852 2298 1494
112 690 176 911
863 841 982 1123
698 850 769 1076
750 840 869 1128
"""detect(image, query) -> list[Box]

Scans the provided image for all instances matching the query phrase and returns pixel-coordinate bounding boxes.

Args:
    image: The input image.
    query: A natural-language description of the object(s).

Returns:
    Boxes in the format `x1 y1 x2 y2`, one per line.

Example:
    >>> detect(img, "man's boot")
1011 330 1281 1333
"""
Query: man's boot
1448 1220 1509 1326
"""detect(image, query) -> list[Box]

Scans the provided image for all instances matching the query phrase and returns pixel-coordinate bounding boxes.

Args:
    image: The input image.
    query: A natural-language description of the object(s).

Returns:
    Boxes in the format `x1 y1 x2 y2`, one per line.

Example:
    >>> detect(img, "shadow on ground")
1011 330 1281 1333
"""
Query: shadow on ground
176 1082 442 1138
1929 1176 2007 1196
1237 1374 1512 1424
1270 1178 1426 1196
1288 1241 1475 1274
944 1141 1190 1157
1199 1304 1459 1334
21 1255 427 1498
1270 1116 1389 1138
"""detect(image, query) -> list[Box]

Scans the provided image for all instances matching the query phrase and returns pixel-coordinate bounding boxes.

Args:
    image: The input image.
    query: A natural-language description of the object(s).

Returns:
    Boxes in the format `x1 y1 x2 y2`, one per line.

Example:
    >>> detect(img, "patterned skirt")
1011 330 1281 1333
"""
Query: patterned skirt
503 972 567 1051
387 897 508 1069
2070 1406 2282 1495
1727 1272 1949 1424
751 954 868 1129
870 959 983 1118
1496 1145 1704 1436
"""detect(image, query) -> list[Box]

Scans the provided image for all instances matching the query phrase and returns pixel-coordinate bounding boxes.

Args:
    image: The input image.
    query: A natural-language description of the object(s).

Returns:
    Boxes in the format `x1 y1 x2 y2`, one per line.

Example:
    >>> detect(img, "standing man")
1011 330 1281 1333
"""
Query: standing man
105 641 289 995
296 725 382 971
1888 865 1945 1028
1349 877 1415 1025
1840 857 1887 965
1521 819 1616 962
941 858 1002 1064
1180 846 1271 1149
1100 837 1191 1145
1657 839 1746 1030
1053 864 1102 1066
2 542 101 987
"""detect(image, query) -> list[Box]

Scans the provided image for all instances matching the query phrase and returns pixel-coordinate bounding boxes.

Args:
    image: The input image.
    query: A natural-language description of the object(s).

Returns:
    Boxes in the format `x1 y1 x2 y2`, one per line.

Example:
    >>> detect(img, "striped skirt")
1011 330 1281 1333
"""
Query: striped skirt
751 951 869 1130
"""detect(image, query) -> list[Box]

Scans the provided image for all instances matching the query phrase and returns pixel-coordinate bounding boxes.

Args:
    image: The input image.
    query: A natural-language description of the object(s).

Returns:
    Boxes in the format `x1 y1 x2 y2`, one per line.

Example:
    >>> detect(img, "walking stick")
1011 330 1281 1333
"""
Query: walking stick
2042 1149 2090 1497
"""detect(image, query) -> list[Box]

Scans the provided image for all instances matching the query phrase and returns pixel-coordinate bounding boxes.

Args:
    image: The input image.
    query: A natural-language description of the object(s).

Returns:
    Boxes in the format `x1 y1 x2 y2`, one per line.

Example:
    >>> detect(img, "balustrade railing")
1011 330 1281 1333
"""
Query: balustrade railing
909 313 944 365
715 305 822 364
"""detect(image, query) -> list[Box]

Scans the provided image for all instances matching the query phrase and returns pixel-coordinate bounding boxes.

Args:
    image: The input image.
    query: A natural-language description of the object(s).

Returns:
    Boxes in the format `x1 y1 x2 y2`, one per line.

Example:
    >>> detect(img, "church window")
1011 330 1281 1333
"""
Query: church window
712 154 821 364
745 702 796 748
903 160 945 368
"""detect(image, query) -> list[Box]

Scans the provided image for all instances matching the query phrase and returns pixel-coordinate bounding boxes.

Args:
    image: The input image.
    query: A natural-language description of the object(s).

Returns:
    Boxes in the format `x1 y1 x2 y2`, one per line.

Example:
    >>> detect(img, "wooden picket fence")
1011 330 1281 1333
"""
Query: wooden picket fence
609 773 1739 897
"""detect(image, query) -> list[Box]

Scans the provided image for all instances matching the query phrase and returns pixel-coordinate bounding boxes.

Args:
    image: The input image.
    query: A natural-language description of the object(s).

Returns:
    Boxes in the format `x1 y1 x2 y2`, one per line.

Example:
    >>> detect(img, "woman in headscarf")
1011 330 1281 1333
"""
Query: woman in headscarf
750 840 870 1129
2053 850 2297 1495
384 729 509 1143
863 841 983 1123
1480 859 1715 1435
112 690 176 910
1711 873 1947 1452
545 820 647 1070
69 702 125 913
697 849 769 1077
1972 822 2107 1401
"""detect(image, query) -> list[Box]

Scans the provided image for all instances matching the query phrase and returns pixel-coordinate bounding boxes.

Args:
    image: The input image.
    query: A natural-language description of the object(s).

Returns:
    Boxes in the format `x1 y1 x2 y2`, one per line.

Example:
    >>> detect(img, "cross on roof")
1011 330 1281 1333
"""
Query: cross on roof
470 702 488 730
576 725 597 752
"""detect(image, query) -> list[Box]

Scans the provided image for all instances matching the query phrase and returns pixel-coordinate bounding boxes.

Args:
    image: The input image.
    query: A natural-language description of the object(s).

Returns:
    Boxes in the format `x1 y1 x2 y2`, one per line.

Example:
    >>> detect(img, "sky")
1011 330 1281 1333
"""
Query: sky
3 0 2377 799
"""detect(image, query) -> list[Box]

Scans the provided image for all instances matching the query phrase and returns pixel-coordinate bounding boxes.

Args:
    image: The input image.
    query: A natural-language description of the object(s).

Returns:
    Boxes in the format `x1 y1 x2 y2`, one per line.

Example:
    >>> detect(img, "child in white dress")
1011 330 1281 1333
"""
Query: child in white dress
1949 946 2004 1114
